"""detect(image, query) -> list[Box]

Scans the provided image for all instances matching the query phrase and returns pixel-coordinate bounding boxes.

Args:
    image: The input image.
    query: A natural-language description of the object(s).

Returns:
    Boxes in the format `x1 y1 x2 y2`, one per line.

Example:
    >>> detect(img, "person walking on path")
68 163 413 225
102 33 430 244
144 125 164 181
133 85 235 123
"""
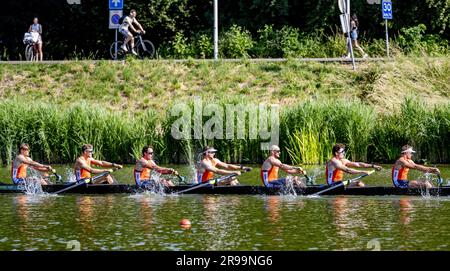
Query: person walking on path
345 14 368 59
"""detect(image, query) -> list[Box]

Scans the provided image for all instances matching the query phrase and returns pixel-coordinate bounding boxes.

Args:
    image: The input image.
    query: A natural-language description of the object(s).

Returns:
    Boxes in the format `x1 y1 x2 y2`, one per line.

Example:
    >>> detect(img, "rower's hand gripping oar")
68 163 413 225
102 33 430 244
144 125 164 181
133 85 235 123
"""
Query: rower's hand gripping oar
174 173 239 195
51 169 62 183
53 167 120 195
294 166 312 185
312 170 375 196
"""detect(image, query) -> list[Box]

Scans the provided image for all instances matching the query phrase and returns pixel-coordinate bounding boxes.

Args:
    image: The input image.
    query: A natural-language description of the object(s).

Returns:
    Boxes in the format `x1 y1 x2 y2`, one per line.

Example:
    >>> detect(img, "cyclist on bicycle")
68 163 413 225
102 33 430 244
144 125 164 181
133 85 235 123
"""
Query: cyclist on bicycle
28 17 43 61
119 9 146 56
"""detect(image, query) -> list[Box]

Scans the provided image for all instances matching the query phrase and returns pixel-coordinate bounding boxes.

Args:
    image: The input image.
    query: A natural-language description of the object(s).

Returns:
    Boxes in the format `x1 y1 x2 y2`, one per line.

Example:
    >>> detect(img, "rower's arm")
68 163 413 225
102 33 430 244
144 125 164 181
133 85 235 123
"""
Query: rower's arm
19 156 51 171
79 159 109 174
91 159 122 169
271 158 304 174
333 160 366 175
346 161 382 170
145 160 176 175
401 159 439 174
203 161 237 176
216 160 241 170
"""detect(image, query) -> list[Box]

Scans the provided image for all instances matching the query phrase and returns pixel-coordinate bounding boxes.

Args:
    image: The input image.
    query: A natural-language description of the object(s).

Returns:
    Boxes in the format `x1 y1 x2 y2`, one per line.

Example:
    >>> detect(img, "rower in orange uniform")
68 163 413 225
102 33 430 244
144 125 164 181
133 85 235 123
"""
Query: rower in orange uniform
134 145 177 188
261 145 306 188
326 143 382 187
11 143 55 185
74 144 122 184
392 145 440 189
197 146 248 185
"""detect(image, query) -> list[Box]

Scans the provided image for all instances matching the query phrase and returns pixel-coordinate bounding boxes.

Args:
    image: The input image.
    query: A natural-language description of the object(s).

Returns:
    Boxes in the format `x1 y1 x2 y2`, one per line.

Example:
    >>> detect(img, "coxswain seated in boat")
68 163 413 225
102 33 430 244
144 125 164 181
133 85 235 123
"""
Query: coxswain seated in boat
134 145 177 188
392 145 440 189
326 143 382 188
261 145 306 188
197 146 249 186
74 144 123 184
11 143 55 186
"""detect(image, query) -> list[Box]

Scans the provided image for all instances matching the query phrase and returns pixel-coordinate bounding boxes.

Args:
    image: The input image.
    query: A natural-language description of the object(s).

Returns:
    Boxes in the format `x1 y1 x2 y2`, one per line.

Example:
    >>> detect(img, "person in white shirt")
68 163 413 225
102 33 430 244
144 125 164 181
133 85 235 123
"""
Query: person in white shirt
119 9 146 55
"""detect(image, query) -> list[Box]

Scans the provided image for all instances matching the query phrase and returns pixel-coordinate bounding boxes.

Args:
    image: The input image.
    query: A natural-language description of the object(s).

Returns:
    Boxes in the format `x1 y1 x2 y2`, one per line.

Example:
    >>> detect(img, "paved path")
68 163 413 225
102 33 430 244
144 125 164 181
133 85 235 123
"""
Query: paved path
0 57 387 65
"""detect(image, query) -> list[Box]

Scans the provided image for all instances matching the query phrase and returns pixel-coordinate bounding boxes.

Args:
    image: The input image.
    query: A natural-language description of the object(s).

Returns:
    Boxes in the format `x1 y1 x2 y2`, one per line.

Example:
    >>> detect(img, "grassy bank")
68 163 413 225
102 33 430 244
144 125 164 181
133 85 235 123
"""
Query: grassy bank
0 57 449 114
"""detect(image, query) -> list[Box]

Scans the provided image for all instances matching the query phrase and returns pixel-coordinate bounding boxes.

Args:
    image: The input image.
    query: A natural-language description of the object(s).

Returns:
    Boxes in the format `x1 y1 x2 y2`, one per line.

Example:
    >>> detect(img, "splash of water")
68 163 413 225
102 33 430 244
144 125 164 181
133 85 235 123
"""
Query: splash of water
18 177 44 195
280 176 297 196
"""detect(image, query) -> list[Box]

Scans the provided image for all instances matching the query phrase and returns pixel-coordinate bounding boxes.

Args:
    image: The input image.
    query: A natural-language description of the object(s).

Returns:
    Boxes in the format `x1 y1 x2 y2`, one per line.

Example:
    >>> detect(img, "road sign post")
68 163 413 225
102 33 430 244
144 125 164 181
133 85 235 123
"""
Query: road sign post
109 9 123 60
382 0 393 57
338 0 355 70
109 0 124 60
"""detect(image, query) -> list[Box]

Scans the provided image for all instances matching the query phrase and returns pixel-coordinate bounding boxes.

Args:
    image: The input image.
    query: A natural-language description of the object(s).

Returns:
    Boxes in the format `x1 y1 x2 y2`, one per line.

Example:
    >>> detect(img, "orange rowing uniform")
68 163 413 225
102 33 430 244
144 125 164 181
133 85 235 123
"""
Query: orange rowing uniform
260 165 280 187
326 160 344 186
75 158 92 181
197 159 218 183
134 158 152 186
11 159 28 184
392 159 411 188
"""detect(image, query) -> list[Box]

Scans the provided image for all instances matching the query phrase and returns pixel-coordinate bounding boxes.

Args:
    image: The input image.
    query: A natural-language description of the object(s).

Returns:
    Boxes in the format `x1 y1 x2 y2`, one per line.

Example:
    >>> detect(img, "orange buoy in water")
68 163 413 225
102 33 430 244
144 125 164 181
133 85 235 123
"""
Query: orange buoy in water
180 218 191 228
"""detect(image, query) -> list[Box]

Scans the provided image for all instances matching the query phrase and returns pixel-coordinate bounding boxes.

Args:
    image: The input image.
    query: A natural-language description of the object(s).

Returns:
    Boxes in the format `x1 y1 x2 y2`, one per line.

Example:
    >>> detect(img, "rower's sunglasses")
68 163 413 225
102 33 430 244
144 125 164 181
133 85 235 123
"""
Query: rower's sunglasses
337 150 346 154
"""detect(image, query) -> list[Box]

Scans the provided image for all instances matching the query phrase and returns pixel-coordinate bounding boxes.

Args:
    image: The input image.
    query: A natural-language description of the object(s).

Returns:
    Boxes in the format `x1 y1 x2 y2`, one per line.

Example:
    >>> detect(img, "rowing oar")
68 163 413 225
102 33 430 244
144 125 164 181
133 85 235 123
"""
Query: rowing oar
175 173 186 184
295 166 312 185
437 173 444 194
53 169 117 195
312 170 375 196
51 169 62 183
174 173 239 195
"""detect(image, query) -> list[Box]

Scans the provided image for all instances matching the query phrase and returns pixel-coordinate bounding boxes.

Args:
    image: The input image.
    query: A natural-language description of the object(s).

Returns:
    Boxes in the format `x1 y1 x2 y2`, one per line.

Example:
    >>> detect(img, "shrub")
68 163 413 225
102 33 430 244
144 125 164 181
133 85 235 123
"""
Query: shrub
220 25 254 58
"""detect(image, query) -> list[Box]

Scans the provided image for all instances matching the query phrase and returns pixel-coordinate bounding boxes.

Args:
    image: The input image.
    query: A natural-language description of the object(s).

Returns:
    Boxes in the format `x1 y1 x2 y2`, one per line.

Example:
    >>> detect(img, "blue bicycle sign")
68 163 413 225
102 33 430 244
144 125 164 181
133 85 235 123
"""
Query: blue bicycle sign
382 0 393 20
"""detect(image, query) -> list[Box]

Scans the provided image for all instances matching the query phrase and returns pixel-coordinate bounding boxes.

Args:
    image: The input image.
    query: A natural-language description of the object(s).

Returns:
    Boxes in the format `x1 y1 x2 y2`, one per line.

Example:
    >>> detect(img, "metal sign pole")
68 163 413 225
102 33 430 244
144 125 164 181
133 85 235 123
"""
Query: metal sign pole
385 19 389 58
214 0 218 60
115 29 118 60
347 0 356 70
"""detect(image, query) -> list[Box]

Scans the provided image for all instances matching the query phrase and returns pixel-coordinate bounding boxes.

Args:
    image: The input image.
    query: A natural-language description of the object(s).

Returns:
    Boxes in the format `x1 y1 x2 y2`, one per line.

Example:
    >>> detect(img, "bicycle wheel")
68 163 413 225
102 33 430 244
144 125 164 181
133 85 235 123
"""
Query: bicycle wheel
110 41 126 60
25 44 34 61
136 40 155 59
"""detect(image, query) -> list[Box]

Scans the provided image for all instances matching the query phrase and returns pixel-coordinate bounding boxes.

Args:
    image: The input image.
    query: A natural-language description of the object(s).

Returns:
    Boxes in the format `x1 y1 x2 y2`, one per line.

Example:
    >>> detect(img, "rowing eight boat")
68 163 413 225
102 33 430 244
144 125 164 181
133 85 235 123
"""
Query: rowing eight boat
0 183 448 196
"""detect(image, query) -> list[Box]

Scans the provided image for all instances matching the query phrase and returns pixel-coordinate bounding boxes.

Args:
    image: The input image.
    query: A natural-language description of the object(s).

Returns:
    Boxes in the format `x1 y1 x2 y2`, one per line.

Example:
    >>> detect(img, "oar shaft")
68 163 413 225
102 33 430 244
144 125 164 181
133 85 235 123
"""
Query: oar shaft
175 173 238 195
313 171 374 196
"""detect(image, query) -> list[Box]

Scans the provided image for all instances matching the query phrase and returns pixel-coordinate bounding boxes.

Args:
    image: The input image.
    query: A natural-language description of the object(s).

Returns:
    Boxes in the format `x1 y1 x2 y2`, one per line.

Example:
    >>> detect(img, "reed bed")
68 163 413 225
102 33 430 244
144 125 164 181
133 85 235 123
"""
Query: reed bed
0 99 448 165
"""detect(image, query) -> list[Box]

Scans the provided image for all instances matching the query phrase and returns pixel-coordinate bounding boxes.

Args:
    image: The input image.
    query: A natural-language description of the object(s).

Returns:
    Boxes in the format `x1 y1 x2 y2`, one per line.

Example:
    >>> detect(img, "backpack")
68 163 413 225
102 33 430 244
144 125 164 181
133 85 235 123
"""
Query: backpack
118 15 127 25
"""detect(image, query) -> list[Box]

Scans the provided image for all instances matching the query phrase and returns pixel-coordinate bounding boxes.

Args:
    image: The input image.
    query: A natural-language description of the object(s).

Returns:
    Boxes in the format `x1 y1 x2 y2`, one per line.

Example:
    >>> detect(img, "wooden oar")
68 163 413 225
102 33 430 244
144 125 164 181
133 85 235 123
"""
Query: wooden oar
53 169 116 195
174 173 238 195
312 170 375 196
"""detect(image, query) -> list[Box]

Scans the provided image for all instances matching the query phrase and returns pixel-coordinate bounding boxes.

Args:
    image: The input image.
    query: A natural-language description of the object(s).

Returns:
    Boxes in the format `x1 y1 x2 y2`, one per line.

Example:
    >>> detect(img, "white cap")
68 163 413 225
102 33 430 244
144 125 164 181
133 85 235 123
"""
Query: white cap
401 147 416 153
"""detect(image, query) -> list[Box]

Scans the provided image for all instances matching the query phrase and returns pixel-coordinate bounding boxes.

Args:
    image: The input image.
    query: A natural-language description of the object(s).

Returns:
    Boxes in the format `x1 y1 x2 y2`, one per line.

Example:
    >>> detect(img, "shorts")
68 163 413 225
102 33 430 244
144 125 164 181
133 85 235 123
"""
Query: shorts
265 178 287 188
119 28 131 38
393 179 409 189
12 178 25 185
350 30 358 41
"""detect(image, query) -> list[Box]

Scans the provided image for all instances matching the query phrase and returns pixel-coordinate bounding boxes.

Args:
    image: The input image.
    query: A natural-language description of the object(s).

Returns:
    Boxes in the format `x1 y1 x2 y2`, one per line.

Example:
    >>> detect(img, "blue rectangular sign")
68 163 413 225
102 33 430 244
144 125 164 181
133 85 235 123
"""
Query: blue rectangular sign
382 0 393 20
109 0 123 10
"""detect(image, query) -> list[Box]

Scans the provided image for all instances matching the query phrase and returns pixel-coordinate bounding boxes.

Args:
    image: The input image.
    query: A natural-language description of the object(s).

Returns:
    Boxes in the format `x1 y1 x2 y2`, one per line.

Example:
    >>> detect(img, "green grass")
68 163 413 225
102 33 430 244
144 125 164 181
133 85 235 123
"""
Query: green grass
0 58 449 115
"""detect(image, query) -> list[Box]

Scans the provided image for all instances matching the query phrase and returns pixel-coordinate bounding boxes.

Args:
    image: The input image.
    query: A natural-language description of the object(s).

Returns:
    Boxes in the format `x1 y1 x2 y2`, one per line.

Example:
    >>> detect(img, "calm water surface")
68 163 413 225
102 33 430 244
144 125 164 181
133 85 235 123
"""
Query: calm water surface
1 165 449 251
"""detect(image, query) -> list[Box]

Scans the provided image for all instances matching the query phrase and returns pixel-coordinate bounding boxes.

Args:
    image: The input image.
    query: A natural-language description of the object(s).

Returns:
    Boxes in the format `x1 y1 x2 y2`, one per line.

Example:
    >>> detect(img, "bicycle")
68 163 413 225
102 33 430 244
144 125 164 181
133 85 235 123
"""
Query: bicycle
109 33 155 60
23 32 37 61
